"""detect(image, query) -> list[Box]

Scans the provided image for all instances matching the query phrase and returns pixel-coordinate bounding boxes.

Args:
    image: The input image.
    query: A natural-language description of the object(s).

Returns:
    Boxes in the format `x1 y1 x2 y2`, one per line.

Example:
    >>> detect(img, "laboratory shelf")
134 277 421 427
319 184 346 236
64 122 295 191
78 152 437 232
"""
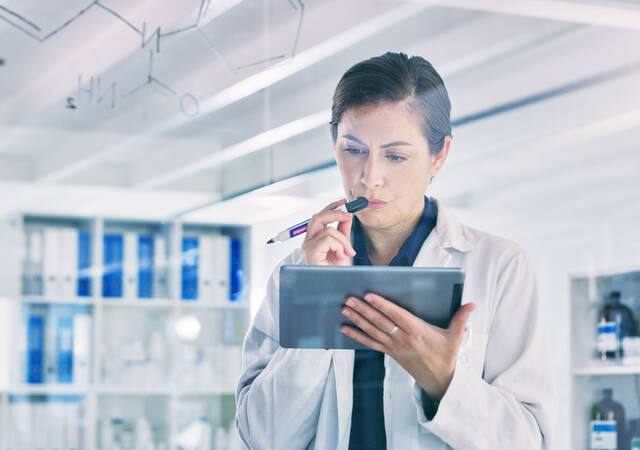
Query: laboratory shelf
0 213 252 449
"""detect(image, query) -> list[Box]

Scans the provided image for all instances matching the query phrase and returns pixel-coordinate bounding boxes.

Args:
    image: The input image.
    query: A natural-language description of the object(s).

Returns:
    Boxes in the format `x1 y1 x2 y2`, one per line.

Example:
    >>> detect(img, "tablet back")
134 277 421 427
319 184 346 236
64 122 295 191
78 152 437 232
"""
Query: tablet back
279 265 464 349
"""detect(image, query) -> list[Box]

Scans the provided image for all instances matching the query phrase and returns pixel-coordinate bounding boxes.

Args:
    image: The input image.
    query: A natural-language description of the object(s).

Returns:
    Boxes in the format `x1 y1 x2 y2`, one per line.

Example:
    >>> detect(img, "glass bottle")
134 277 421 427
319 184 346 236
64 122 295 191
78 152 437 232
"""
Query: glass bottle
591 388 626 450
602 291 635 357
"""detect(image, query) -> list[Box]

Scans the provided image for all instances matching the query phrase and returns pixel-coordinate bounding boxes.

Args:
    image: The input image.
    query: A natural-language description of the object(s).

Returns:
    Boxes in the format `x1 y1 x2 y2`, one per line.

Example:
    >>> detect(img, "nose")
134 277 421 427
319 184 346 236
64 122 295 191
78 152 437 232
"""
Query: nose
361 153 384 189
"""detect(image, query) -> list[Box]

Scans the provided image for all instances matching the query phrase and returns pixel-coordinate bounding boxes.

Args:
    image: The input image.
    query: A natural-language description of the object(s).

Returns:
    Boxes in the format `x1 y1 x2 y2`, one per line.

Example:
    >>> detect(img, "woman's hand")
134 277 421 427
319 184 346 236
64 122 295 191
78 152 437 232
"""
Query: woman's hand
341 292 475 402
301 199 356 266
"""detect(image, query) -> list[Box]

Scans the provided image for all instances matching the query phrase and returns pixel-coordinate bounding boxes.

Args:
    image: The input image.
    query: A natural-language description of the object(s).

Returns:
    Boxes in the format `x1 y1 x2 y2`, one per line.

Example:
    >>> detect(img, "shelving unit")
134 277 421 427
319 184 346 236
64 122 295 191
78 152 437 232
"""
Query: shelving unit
571 268 640 449
0 213 250 449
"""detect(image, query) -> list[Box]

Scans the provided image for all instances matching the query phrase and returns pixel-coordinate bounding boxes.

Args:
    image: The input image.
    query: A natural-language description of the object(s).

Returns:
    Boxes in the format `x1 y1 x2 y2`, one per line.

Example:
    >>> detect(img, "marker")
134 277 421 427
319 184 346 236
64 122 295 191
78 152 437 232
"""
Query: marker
266 197 368 244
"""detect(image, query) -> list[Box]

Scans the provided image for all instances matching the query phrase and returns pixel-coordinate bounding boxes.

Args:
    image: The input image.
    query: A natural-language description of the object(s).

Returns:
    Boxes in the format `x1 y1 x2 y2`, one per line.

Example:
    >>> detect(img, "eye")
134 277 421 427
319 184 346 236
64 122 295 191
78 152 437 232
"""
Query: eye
344 147 365 155
386 154 407 162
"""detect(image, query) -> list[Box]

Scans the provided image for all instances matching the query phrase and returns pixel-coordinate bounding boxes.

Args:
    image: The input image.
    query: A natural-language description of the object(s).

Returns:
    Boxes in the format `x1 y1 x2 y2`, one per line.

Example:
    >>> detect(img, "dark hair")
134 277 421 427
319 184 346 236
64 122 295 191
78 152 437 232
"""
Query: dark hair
330 52 452 155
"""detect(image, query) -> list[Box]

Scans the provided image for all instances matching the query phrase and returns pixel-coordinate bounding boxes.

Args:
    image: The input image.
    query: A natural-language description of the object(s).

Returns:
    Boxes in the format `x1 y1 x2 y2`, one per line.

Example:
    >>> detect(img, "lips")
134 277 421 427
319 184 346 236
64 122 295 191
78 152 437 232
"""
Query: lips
365 198 387 209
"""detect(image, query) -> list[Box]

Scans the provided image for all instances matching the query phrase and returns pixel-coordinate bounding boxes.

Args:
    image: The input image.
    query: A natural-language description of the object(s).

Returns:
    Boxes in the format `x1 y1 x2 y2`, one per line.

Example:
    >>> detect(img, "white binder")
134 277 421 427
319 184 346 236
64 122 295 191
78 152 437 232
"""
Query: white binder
73 313 91 385
212 234 231 303
154 234 169 299
60 228 79 298
198 235 215 302
43 227 63 298
123 232 138 299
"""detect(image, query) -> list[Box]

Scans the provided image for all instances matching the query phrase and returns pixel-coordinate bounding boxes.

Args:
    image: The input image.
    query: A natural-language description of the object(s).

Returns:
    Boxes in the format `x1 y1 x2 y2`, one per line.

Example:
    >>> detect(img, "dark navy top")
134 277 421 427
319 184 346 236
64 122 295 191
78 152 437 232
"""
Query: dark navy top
348 196 439 450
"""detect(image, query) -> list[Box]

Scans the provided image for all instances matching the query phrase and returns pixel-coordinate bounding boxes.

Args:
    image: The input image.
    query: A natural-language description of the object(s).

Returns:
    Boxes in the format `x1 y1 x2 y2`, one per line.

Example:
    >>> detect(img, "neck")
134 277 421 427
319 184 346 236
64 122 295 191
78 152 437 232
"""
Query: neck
362 202 424 266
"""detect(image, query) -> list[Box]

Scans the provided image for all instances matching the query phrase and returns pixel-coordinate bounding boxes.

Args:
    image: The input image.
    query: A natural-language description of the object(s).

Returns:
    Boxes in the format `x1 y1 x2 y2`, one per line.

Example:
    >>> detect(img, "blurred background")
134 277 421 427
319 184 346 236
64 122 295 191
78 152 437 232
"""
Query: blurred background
0 0 639 448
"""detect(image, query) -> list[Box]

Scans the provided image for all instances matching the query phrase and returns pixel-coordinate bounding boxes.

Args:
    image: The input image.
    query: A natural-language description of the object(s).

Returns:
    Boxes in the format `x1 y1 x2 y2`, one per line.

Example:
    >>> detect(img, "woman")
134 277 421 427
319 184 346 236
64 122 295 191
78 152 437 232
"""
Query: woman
235 52 555 449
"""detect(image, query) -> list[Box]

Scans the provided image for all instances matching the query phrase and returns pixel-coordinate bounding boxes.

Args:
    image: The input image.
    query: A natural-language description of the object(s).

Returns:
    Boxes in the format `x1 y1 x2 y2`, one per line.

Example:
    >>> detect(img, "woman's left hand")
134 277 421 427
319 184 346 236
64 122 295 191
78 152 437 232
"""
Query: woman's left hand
341 293 475 402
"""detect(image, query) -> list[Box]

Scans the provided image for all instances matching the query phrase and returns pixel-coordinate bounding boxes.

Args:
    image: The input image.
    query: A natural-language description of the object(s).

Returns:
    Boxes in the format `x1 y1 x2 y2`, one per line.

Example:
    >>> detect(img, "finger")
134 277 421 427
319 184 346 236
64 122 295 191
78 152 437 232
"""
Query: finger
309 233 351 265
324 227 356 256
345 296 398 337
342 304 393 345
341 325 386 353
321 198 347 212
306 210 352 239
363 292 420 331
336 211 353 241
448 303 476 347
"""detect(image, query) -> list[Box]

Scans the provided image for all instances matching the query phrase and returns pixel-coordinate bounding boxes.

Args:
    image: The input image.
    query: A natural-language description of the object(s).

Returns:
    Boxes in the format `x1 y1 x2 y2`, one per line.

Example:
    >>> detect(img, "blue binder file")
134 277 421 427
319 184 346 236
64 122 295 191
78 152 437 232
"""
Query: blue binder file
181 237 199 300
138 234 154 299
26 315 44 383
103 233 123 298
56 316 74 383
230 238 242 302
77 231 91 297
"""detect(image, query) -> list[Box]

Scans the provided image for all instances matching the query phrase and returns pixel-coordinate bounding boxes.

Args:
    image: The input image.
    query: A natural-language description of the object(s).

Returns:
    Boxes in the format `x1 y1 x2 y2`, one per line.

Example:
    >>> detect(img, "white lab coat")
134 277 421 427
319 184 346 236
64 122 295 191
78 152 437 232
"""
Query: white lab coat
235 198 556 449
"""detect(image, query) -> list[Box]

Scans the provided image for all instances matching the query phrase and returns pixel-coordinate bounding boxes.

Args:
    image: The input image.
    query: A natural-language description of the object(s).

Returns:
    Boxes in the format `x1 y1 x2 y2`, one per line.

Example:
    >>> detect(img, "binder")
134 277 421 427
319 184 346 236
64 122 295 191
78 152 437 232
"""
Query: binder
72 313 90 385
123 232 138 299
26 314 44 383
181 236 199 300
60 228 79 298
44 307 57 383
198 235 215 302
31 228 44 296
153 235 169 299
43 227 63 297
230 237 242 302
138 234 154 299
102 233 123 298
21 227 33 296
56 316 74 383
212 234 231 303
77 231 92 297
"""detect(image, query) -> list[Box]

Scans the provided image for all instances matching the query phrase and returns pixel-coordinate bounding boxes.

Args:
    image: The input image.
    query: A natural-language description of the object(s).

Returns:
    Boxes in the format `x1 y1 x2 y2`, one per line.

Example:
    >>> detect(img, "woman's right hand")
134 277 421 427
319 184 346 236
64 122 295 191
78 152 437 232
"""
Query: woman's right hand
301 199 356 266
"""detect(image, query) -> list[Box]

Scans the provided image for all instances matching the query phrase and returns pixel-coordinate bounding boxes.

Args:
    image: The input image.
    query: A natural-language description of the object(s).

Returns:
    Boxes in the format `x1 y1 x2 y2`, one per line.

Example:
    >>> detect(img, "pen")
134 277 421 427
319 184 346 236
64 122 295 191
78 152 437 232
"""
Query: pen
266 197 368 244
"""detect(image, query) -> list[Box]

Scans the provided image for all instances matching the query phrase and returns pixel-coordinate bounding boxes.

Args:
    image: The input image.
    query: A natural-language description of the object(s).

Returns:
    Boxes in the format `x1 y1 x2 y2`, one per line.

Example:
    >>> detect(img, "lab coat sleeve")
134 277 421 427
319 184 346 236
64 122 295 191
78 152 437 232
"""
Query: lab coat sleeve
412 248 556 449
235 253 334 450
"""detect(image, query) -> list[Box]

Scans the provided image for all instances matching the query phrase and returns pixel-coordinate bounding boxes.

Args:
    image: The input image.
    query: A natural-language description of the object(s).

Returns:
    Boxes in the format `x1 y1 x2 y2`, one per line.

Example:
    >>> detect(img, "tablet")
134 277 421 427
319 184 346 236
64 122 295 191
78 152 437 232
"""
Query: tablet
279 265 464 350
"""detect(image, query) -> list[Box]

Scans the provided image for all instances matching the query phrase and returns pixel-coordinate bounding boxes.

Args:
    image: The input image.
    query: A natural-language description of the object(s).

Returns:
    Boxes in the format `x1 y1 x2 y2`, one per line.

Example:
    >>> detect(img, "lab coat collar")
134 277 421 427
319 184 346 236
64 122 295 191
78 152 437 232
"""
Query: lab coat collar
430 197 473 253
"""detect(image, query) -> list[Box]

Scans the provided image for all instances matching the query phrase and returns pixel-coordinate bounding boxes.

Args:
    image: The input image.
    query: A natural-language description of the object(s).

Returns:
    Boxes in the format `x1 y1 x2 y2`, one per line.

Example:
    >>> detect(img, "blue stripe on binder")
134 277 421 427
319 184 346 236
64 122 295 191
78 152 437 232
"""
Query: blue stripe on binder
26 315 44 384
77 231 91 297
181 237 199 300
138 235 154 299
56 316 73 383
230 238 242 302
103 233 123 298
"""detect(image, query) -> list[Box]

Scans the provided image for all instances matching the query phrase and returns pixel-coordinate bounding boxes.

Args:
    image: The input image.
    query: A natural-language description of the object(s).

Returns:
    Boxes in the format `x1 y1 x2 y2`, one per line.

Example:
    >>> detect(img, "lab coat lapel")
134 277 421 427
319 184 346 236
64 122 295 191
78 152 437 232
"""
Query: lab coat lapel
333 349 354 449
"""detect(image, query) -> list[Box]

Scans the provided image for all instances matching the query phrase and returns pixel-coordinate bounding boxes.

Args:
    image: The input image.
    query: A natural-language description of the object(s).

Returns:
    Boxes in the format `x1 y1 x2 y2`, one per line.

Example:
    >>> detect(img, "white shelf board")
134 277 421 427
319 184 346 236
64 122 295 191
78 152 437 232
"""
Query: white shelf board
6 384 89 395
20 296 96 305
96 385 173 396
99 298 174 308
572 364 640 376
176 301 250 309
178 386 236 396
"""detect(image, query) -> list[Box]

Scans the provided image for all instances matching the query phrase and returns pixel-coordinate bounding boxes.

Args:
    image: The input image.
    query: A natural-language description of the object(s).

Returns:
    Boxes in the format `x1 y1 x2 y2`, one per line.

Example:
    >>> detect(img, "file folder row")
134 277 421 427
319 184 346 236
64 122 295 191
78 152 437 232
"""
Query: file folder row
22 226 92 297
21 307 91 385
21 225 243 302
181 234 243 302
8 395 83 450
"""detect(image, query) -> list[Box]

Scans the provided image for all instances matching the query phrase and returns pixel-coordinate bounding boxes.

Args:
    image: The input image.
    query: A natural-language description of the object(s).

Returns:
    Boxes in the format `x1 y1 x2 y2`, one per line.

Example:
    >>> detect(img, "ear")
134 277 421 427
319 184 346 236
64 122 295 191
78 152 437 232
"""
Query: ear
431 135 451 177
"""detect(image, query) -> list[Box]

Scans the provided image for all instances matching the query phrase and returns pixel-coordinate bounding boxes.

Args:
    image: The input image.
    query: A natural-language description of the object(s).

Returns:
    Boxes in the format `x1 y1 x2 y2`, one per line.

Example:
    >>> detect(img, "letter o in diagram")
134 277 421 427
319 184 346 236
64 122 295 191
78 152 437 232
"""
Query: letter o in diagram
180 93 200 117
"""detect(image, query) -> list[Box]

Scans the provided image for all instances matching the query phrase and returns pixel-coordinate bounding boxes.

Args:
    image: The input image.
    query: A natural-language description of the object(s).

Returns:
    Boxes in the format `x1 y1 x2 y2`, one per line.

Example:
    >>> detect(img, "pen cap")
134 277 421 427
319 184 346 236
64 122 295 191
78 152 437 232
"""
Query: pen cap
345 197 368 213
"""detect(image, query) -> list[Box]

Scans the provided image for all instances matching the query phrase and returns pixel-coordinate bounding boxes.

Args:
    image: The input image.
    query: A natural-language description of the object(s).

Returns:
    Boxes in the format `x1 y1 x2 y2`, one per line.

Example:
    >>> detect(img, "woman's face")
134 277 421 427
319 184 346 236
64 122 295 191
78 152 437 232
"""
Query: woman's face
333 101 449 230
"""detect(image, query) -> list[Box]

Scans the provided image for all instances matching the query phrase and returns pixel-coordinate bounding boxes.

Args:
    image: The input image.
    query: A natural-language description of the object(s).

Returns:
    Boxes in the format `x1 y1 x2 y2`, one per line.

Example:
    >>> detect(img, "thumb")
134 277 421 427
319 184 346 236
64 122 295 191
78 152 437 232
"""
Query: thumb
448 302 475 346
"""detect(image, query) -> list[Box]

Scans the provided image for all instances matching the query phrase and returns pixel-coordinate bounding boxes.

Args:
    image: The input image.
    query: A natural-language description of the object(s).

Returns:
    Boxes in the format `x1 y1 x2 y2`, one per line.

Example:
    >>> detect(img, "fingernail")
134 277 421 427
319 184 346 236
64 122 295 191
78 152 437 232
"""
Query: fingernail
345 298 354 307
364 294 372 302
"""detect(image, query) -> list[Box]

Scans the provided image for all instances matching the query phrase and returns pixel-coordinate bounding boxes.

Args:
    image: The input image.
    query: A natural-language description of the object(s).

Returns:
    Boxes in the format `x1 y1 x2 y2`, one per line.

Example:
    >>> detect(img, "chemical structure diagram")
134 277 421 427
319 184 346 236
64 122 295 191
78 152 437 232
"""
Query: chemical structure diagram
0 0 305 117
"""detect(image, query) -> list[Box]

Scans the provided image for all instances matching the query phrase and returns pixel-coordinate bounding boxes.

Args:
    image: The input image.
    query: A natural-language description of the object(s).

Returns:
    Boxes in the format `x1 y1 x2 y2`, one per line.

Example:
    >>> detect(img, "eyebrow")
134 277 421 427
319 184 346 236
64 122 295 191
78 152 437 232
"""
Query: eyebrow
342 135 413 148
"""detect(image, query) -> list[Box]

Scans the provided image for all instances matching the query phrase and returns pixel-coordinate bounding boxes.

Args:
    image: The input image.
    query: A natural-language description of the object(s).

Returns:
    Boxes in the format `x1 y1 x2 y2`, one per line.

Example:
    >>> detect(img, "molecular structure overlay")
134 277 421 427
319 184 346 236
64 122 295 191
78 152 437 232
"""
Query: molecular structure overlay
0 0 305 117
